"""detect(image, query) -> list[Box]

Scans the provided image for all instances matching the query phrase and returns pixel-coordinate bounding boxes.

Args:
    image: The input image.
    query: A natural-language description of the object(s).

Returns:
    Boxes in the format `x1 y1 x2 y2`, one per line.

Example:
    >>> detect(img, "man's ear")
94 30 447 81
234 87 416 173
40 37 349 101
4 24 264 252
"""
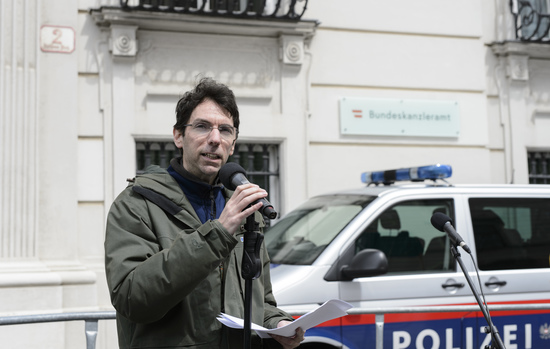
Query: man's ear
173 128 184 149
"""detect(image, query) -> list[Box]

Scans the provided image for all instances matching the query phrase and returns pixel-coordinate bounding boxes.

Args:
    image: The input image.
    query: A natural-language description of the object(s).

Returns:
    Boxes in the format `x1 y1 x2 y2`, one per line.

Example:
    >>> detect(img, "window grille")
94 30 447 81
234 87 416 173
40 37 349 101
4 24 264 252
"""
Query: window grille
228 143 279 198
228 143 280 224
528 151 550 184
135 140 280 222
511 0 550 42
136 140 180 173
119 0 309 20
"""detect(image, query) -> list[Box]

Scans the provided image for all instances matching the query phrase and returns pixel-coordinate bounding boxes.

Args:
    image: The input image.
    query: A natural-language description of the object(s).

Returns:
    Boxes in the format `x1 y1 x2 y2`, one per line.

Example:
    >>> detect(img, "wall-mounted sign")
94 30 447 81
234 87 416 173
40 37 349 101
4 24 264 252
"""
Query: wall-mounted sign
340 97 460 137
40 25 75 54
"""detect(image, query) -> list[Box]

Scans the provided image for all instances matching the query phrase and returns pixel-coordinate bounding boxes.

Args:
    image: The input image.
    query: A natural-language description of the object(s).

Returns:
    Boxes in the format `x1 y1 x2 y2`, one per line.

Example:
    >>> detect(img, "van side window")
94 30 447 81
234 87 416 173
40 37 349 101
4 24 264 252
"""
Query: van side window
469 198 550 270
355 199 455 273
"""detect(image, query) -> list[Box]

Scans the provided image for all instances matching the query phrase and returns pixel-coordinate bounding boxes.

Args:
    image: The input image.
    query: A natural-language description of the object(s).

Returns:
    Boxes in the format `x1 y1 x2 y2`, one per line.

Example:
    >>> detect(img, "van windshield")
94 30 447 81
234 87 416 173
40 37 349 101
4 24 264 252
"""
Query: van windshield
265 194 375 265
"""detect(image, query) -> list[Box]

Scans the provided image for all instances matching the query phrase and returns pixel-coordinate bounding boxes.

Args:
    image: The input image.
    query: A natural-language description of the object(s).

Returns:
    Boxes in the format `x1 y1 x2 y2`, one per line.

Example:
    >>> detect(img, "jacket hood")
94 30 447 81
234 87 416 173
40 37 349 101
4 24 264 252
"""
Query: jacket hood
134 165 187 205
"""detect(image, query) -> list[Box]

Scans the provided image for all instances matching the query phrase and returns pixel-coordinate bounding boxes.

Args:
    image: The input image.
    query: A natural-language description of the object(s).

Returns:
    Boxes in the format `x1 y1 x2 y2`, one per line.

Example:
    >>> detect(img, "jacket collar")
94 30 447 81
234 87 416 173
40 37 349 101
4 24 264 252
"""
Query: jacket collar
132 162 234 227
169 156 223 188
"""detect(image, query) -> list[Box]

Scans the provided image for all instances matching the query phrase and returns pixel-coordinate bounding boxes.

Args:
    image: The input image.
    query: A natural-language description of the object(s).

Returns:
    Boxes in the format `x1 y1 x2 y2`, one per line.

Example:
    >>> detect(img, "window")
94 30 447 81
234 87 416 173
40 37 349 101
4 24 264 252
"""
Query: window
135 140 280 222
228 143 280 224
265 194 376 265
136 140 180 173
528 151 550 184
227 143 279 206
469 198 550 270
355 199 455 273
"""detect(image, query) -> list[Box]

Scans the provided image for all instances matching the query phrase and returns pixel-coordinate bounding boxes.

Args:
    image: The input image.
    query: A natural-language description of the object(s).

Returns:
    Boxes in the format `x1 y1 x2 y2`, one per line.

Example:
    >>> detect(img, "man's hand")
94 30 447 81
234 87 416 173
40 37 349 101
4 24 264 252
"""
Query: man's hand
269 321 305 349
218 183 268 235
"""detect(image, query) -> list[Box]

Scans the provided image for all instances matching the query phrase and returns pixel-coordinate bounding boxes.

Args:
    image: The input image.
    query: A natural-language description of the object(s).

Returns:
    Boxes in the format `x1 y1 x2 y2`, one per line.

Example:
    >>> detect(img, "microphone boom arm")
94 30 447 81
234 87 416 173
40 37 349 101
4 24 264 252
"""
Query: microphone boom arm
450 245 506 349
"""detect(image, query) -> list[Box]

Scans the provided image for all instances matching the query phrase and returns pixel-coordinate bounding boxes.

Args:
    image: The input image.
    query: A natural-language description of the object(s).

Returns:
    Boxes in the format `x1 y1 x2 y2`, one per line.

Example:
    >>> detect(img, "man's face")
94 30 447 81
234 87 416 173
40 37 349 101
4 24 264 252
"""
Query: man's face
173 98 236 184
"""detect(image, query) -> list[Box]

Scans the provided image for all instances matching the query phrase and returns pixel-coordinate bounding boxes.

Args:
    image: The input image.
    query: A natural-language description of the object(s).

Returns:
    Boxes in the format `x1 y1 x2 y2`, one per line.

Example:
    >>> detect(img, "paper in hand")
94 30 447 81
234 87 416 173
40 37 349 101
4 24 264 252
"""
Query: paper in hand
217 299 352 339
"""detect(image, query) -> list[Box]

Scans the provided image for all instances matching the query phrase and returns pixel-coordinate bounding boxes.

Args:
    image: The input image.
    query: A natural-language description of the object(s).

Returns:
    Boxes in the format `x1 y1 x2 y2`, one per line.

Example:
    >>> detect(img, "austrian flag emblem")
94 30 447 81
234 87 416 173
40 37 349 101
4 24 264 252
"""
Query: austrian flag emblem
540 323 550 340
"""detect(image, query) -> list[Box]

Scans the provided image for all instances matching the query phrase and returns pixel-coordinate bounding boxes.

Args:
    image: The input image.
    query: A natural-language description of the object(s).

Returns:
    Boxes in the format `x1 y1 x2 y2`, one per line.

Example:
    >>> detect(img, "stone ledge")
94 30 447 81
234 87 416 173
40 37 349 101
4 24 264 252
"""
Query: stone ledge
90 7 318 38
0 261 97 288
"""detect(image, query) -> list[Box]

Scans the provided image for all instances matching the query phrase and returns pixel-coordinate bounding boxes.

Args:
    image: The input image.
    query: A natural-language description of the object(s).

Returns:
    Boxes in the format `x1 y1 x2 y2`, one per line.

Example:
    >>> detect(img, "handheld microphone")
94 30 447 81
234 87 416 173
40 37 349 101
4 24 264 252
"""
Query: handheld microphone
430 212 471 254
219 162 277 219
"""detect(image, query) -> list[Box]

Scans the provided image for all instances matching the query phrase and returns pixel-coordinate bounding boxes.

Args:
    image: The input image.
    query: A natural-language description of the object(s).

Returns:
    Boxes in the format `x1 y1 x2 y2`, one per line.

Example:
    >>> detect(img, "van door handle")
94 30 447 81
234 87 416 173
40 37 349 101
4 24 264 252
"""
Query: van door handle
442 282 465 289
485 280 507 287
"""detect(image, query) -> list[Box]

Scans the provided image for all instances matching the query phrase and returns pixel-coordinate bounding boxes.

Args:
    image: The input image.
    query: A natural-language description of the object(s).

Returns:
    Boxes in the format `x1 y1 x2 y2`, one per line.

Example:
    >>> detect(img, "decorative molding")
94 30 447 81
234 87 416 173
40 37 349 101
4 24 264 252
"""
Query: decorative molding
507 55 529 81
135 34 275 89
280 35 304 65
490 41 550 60
109 25 138 57
0 267 96 287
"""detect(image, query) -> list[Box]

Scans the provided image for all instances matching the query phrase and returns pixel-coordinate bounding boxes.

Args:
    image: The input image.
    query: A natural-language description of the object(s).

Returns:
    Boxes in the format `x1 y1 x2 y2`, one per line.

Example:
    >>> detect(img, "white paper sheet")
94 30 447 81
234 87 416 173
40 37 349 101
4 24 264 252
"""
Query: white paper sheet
216 299 352 339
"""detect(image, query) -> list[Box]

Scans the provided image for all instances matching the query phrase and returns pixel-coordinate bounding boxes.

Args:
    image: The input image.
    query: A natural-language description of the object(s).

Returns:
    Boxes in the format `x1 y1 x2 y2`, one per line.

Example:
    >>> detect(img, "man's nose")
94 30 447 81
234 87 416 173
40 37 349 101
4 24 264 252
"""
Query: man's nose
207 127 222 144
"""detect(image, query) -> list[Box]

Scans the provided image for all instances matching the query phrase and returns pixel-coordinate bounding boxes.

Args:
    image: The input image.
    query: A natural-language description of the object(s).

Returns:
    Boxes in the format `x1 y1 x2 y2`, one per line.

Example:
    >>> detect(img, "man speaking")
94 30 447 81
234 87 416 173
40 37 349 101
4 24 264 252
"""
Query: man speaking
104 77 304 349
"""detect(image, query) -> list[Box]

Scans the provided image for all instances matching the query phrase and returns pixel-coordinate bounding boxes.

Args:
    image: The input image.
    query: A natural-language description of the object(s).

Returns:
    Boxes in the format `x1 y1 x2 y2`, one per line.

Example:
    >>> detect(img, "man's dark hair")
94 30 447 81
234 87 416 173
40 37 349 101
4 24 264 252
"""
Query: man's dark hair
174 77 240 132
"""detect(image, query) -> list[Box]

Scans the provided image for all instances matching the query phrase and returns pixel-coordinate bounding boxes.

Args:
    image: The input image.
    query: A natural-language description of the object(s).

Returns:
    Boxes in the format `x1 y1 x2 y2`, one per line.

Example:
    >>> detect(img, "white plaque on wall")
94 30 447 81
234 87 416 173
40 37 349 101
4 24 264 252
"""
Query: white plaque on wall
40 25 75 54
340 97 460 137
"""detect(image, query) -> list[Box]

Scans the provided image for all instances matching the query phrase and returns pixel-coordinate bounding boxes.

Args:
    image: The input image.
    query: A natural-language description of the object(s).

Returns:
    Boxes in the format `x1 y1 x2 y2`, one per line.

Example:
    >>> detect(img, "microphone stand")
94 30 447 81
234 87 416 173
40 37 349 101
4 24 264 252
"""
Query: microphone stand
450 245 506 349
242 213 263 349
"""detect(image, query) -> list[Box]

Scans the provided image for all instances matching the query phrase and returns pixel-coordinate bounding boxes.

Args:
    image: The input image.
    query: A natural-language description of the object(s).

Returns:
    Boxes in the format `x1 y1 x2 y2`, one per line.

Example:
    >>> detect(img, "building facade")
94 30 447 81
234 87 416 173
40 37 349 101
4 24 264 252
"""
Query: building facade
1 0 549 347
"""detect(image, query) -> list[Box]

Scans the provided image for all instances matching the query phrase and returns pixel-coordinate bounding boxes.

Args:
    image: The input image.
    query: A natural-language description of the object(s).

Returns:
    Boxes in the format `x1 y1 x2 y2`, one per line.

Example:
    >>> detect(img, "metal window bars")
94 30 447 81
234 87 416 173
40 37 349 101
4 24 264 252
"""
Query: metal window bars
510 0 550 42
135 140 280 222
118 0 309 20
528 151 550 184
136 140 279 180
228 143 279 196
136 140 180 173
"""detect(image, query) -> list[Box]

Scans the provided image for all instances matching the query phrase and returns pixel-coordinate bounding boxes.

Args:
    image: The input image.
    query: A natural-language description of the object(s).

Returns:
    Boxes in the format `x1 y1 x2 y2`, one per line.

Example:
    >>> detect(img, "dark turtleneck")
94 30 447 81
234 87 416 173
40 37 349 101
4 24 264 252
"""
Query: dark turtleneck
167 157 226 224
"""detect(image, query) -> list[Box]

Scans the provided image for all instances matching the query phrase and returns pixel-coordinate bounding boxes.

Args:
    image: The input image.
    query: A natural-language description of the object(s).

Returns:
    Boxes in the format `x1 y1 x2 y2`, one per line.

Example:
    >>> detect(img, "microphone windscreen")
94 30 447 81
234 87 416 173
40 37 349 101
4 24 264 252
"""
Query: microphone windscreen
430 212 452 232
219 162 247 190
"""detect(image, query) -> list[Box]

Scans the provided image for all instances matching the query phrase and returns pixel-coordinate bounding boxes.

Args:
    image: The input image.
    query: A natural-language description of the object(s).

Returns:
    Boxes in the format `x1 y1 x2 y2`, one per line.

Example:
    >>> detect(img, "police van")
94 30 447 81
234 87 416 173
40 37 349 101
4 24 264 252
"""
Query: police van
264 165 550 349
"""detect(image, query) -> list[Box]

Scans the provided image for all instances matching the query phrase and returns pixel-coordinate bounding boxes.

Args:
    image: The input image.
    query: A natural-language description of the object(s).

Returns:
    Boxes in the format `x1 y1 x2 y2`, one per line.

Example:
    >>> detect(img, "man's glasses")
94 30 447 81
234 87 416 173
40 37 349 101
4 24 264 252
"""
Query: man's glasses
183 121 238 142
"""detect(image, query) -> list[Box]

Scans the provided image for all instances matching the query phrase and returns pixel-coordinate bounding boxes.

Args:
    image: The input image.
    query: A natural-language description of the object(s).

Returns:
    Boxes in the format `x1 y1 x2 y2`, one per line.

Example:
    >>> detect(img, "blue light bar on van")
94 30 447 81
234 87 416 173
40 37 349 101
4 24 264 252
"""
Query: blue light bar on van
361 164 452 184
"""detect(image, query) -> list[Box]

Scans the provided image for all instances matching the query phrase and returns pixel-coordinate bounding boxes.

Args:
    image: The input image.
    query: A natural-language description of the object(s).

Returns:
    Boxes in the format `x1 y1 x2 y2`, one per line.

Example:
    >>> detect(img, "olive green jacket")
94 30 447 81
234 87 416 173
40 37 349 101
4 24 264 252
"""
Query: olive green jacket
105 166 292 348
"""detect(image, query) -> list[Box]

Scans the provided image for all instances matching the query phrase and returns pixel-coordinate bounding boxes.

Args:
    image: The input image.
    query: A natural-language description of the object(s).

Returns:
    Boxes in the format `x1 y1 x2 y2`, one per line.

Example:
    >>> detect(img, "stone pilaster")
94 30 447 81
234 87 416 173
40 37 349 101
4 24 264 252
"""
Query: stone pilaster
0 0 39 259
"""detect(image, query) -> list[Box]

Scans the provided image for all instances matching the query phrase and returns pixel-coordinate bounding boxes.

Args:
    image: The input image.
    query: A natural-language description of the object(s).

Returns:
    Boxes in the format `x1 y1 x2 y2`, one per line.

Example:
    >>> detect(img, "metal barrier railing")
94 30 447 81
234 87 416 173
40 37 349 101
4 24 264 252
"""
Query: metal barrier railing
1 304 550 349
0 311 116 349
